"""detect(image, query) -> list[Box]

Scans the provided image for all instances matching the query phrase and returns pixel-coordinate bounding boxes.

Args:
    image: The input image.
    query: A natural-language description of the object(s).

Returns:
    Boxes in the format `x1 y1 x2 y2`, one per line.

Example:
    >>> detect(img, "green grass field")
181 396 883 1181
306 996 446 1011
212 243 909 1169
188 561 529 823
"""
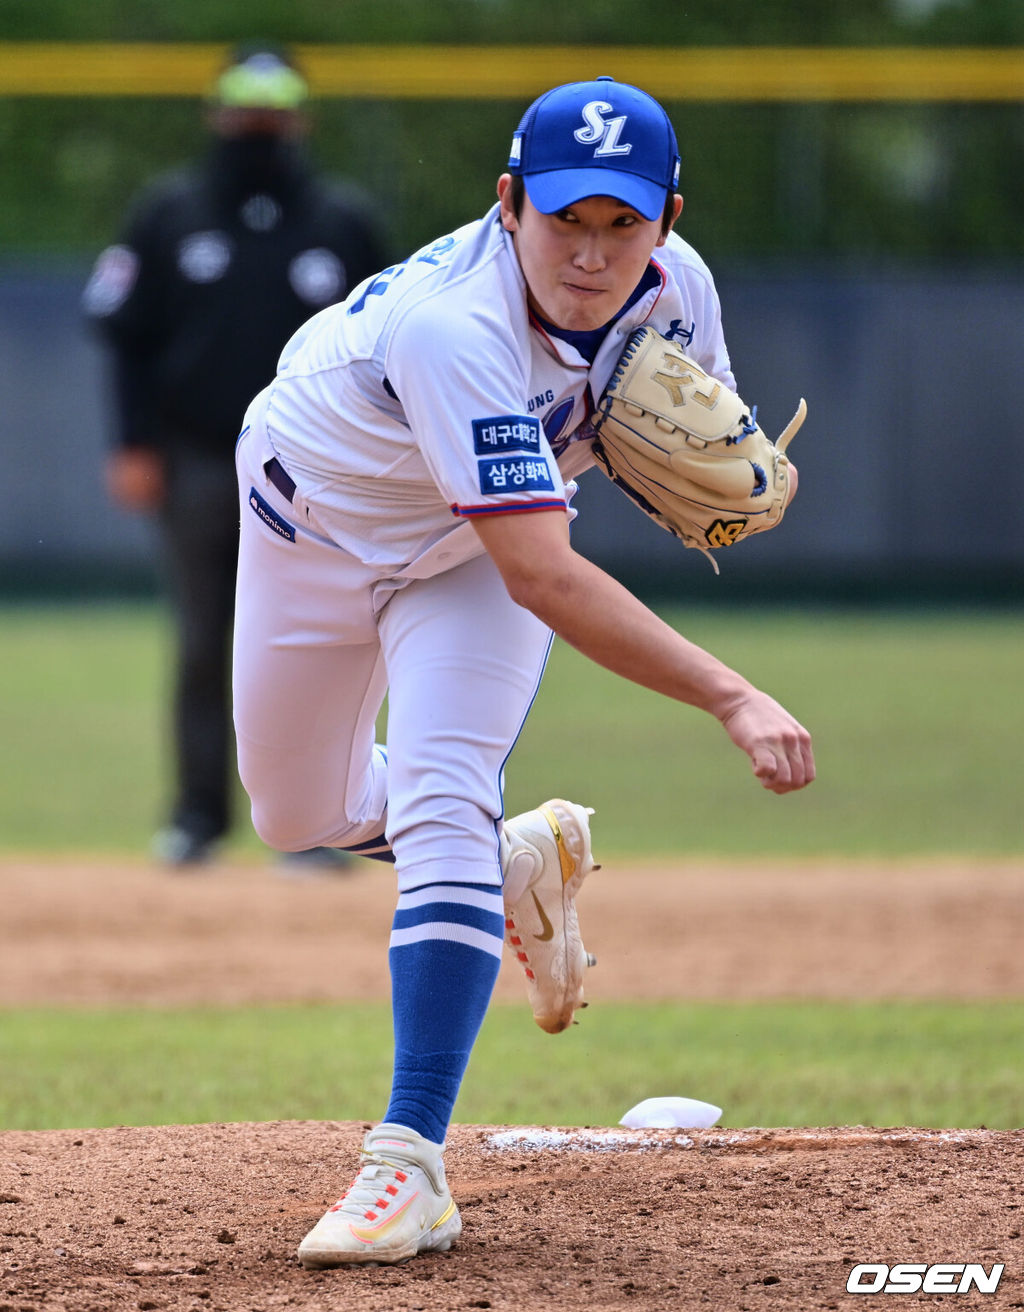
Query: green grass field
2 602 1023 856
1 602 1021 1133
1 1002 1020 1133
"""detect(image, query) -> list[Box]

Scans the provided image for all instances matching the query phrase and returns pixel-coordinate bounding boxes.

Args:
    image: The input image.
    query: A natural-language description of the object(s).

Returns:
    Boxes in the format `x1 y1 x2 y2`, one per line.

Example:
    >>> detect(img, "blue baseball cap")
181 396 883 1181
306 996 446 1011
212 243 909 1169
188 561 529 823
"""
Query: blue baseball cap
508 76 681 221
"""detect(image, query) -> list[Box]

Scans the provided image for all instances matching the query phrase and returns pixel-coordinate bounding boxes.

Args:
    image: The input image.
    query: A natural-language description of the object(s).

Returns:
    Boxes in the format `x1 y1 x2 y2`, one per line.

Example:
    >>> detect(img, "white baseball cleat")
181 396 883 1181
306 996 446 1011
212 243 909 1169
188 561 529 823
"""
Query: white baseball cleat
500 798 598 1034
297 1124 461 1268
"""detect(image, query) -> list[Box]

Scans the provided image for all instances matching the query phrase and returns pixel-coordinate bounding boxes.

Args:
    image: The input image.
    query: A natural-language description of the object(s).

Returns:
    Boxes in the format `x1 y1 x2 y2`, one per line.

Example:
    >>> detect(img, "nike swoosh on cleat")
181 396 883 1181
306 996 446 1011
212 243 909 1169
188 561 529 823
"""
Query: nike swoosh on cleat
531 890 554 942
347 1193 417 1244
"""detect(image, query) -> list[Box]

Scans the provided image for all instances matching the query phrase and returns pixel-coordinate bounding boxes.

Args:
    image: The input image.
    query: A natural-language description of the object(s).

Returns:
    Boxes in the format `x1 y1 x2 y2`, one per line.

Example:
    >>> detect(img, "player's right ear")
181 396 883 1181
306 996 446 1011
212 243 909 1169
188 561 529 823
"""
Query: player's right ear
496 174 518 233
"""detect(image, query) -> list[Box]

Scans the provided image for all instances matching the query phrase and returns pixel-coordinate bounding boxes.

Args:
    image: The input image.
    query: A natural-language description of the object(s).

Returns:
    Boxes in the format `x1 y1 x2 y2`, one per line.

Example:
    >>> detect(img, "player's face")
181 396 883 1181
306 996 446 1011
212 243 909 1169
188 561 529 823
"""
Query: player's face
498 177 680 332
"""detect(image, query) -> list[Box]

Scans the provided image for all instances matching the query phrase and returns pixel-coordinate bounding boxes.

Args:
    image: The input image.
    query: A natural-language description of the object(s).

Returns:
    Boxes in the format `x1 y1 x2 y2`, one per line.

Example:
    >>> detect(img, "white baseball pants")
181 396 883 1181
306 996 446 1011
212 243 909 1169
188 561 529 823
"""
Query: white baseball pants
232 425 553 892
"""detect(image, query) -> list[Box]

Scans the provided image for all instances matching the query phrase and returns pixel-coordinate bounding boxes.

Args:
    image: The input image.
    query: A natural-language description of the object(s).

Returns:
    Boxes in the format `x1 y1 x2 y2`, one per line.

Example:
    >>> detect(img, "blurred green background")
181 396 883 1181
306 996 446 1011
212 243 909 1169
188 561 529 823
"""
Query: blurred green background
3 1 1023 263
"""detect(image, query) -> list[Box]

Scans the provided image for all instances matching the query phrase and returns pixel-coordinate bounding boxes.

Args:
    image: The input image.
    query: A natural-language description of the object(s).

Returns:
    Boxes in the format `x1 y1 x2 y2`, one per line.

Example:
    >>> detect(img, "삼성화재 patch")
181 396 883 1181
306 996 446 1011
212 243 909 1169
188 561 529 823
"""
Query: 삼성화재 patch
477 456 555 496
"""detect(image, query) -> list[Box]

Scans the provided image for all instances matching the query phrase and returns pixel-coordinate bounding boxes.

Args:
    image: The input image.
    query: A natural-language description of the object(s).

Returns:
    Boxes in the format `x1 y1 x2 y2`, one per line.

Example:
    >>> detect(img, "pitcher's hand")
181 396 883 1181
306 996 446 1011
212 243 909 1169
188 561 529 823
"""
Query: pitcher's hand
719 690 815 794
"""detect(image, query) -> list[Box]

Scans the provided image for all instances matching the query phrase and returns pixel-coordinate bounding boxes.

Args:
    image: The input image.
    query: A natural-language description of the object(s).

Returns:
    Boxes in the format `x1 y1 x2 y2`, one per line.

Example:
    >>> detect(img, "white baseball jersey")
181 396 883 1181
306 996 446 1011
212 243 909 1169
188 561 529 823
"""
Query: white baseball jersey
234 201 736 877
251 202 734 581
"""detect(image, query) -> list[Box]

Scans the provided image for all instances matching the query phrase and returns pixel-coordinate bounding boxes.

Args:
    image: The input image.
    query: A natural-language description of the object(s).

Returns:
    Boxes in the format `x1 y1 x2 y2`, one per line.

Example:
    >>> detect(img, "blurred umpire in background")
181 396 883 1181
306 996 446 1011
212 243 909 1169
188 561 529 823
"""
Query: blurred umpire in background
83 42 388 867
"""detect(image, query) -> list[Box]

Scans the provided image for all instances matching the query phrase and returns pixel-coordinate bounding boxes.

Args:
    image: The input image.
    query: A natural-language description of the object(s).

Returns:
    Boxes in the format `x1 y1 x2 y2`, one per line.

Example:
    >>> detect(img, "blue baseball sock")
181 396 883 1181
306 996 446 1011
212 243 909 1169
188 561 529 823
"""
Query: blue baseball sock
384 881 504 1144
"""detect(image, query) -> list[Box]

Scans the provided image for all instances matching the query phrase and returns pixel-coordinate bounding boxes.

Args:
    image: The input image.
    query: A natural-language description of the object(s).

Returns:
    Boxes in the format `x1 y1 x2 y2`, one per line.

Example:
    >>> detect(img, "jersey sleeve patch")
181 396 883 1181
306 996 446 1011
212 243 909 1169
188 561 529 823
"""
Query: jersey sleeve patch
471 415 541 456
470 414 553 498
477 454 555 496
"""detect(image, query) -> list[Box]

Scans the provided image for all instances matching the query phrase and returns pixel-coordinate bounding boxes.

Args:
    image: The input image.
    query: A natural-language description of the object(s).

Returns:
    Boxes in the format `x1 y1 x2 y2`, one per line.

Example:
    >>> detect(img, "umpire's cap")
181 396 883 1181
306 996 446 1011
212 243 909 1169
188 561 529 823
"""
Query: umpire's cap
508 76 680 222
211 42 309 111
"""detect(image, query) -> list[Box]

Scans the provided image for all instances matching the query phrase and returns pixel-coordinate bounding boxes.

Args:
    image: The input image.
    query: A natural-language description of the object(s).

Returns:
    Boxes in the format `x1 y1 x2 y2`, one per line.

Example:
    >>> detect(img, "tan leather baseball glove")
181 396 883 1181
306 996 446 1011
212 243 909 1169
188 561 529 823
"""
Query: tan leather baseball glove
591 326 807 572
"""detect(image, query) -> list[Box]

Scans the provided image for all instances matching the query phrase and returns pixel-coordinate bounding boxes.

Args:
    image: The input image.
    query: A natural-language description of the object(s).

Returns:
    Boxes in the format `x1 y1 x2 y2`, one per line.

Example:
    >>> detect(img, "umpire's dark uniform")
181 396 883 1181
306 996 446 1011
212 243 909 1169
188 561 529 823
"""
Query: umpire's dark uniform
84 46 387 863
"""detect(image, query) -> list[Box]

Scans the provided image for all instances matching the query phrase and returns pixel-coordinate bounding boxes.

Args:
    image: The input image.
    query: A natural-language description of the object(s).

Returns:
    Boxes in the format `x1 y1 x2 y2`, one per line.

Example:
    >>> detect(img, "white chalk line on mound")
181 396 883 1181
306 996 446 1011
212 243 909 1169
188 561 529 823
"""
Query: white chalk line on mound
481 1127 989 1154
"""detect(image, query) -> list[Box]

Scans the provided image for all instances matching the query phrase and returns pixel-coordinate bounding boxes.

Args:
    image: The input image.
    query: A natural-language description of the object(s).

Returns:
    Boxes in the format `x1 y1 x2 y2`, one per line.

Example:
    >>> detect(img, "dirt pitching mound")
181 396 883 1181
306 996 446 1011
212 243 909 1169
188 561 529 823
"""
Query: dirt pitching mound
1 1121 1022 1310
1 856 1022 1309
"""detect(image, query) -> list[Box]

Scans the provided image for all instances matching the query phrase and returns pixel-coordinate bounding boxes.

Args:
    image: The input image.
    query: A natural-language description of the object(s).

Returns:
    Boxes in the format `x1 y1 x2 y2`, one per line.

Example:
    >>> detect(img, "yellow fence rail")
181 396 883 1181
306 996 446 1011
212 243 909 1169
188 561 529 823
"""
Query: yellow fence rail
0 43 1022 100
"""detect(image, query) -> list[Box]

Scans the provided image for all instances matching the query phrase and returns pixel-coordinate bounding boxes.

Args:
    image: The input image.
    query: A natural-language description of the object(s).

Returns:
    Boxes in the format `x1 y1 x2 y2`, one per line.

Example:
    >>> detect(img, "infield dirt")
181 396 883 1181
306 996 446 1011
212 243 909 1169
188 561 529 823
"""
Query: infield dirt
1 856 1022 1311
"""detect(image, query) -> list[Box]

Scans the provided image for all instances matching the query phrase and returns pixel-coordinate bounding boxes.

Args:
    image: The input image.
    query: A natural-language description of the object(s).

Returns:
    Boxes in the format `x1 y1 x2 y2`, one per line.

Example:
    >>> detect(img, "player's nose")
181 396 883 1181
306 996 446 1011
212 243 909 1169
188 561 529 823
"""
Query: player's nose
573 230 606 271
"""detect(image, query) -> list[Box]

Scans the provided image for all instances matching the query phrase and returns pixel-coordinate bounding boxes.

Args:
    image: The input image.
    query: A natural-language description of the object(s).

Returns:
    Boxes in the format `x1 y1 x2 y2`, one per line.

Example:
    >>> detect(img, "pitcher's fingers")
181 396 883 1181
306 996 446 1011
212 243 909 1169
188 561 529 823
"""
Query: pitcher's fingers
752 746 787 791
800 737 817 785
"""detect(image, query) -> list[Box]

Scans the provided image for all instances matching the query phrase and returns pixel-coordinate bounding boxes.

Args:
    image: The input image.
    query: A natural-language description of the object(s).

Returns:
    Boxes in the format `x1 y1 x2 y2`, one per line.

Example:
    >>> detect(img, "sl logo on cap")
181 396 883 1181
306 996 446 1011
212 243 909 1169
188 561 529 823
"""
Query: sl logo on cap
573 101 633 158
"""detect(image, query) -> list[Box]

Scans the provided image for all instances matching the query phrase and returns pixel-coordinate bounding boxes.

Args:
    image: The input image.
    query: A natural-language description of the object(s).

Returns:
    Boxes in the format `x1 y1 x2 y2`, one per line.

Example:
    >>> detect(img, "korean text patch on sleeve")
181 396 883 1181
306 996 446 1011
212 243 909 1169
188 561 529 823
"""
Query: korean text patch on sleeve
477 455 555 495
471 415 542 456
